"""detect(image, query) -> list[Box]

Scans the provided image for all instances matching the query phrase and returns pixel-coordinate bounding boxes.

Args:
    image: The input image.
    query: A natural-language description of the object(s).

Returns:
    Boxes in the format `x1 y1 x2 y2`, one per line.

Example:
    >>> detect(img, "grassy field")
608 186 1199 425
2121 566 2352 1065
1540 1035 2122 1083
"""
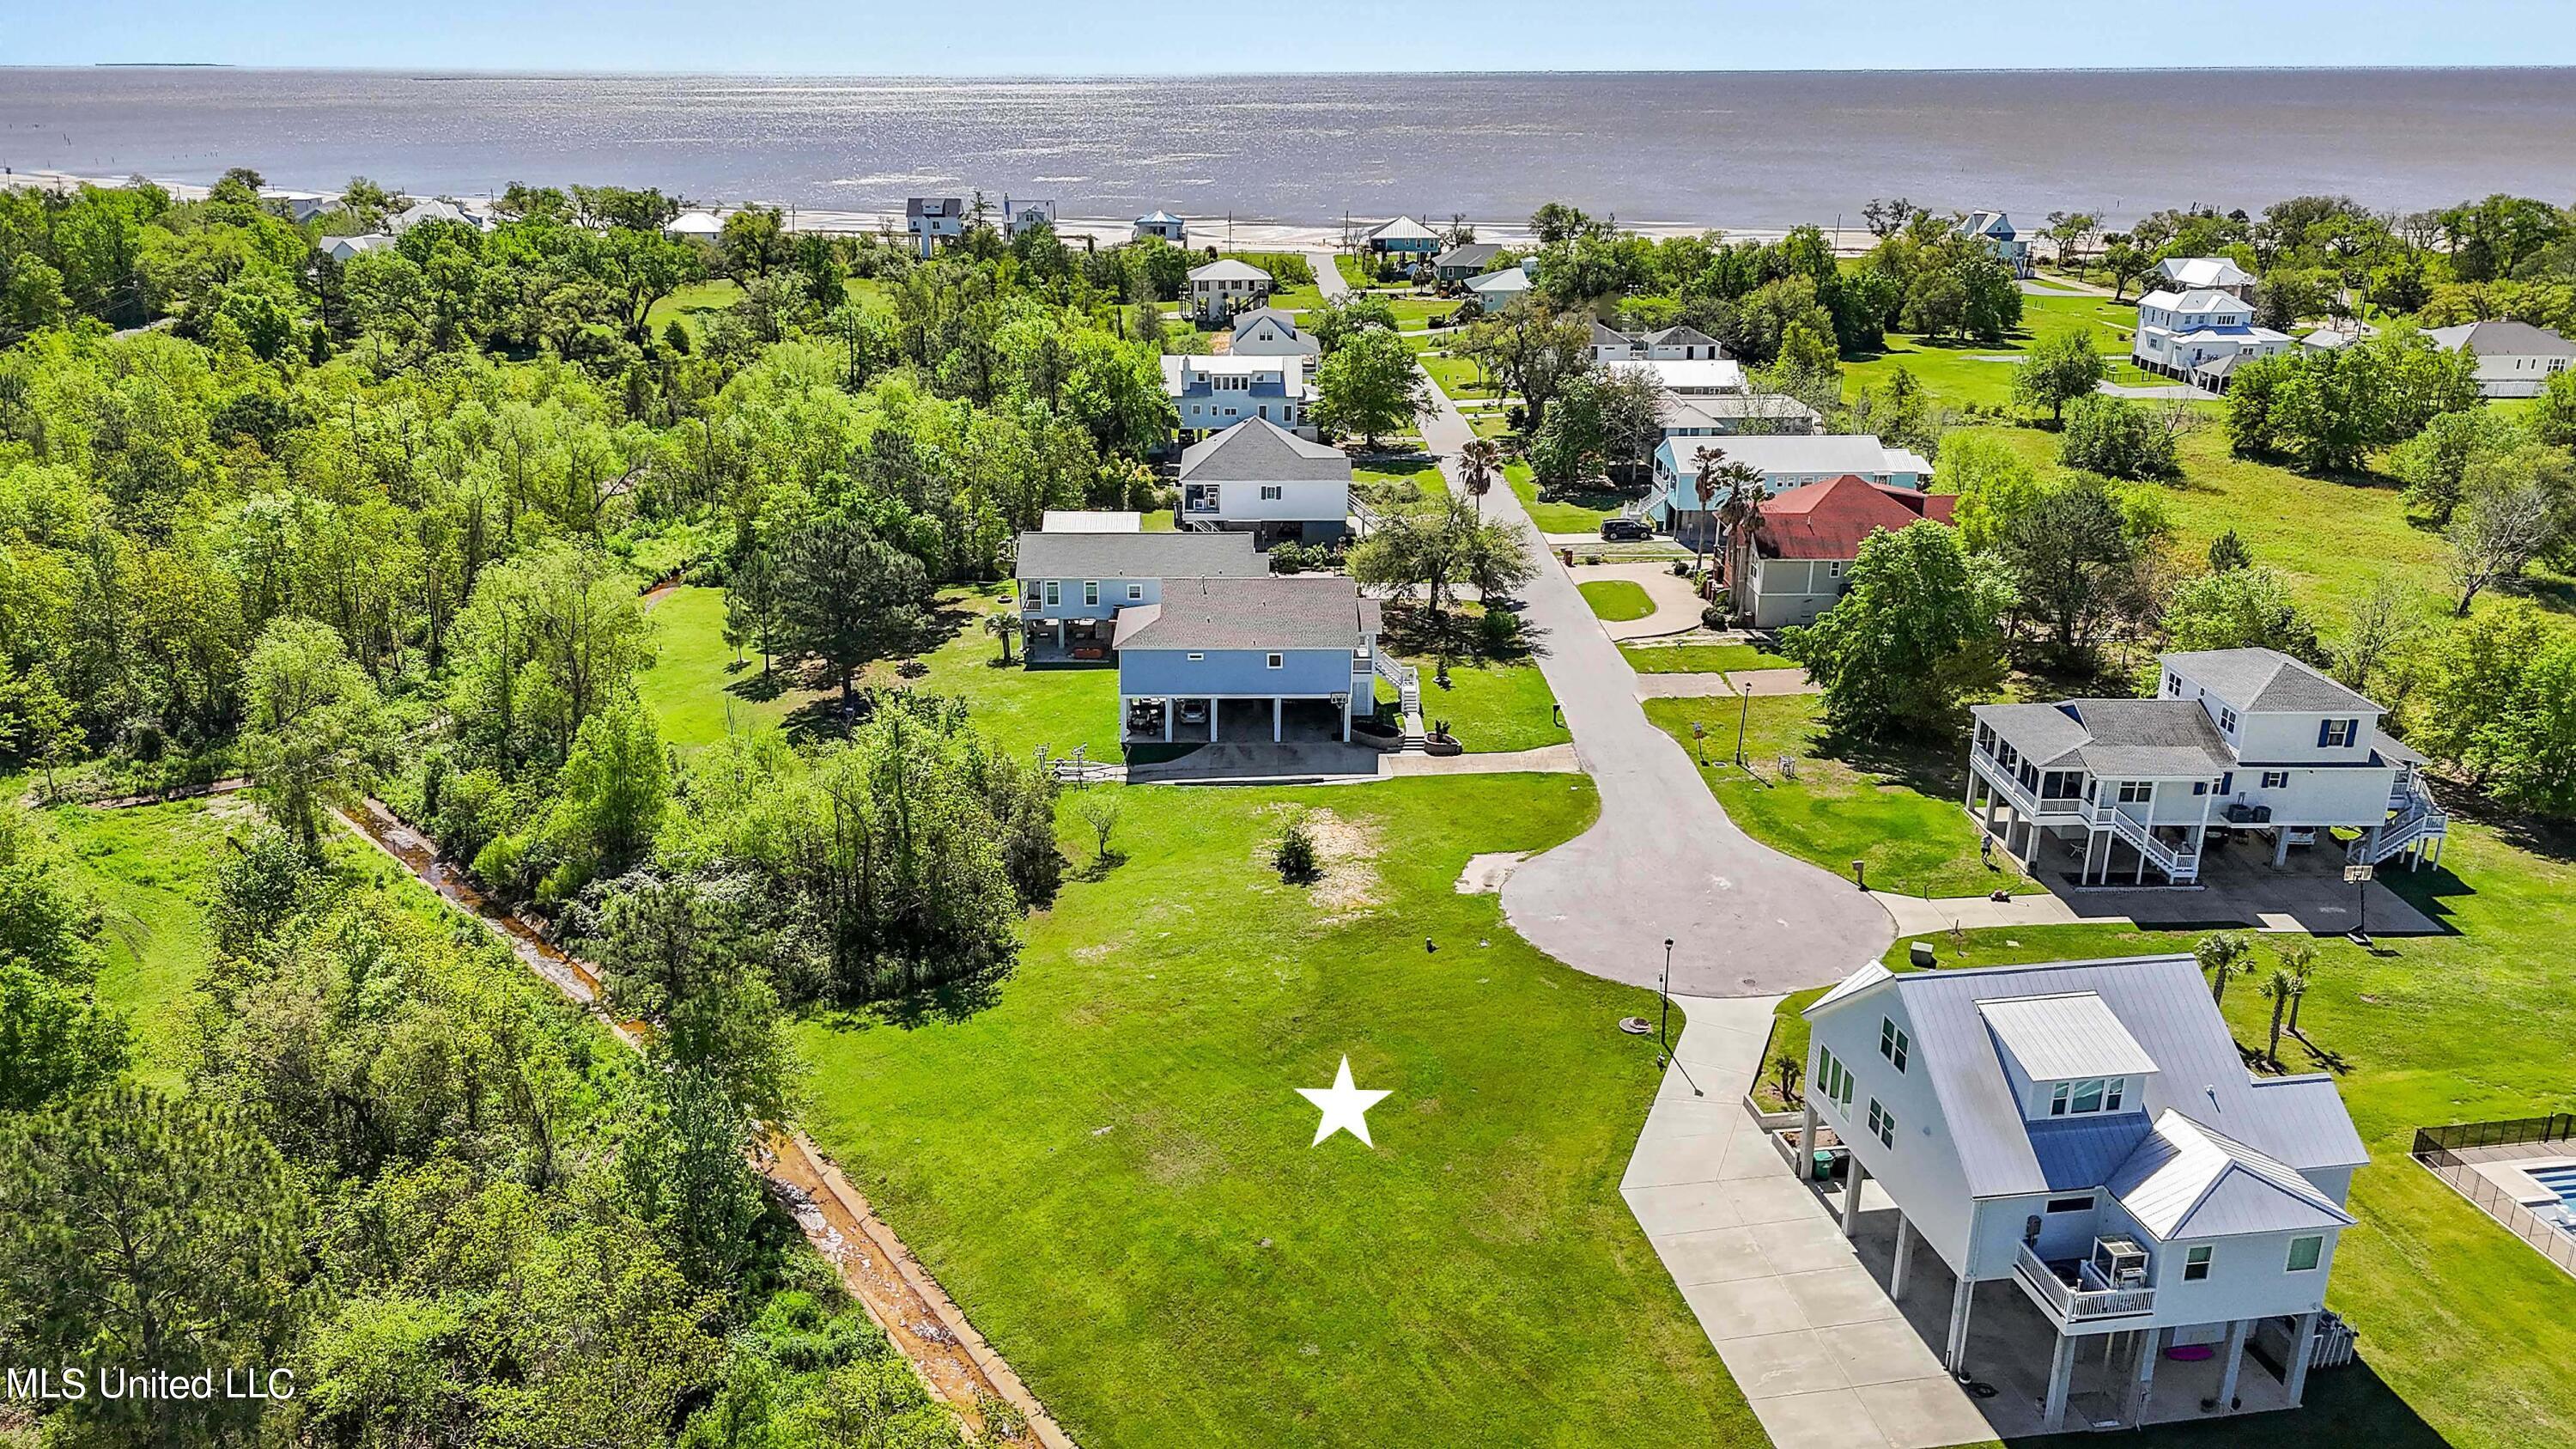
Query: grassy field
1508 463 1626 535
644 278 745 341
1746 814 2576 1449
1355 465 1447 506
1641 693 2037 900
634 585 811 746
1577 579 1656 622
1420 351 1503 402
1333 254 1372 289
1619 641 1790 674
1842 290 2171 413
1971 424 2576 628
790 774 1754 1449
1375 654 1570 752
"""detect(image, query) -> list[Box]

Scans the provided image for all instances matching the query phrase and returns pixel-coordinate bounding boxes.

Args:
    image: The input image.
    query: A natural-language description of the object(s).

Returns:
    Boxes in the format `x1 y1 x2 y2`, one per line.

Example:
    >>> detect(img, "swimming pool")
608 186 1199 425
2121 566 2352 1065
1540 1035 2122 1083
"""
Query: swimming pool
2529 1165 2576 1233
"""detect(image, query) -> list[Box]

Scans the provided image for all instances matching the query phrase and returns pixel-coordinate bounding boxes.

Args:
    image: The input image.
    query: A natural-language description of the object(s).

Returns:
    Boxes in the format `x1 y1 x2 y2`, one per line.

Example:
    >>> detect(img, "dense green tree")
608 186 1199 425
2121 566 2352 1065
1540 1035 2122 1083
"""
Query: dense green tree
1313 327 1428 447
2057 396 2181 482
2013 324 2110 424
1782 521 2013 735
1998 476 2138 658
241 615 390 846
775 517 930 706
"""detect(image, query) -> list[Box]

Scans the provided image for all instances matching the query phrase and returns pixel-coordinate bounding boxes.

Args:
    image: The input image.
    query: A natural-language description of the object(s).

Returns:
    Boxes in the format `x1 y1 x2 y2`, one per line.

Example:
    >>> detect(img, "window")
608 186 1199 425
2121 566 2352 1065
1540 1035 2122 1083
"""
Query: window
1024 581 1042 605
2050 1082 2070 1117
2104 1077 2125 1111
2191 781 2208 796
1867 1099 1897 1148
2262 770 2288 788
2117 780 2153 804
1186 652 1204 661
1042 581 1061 607
1260 484 1284 501
2045 1195 2095 1214
1829 561 1844 579
2219 772 2233 795
2071 1079 2105 1113
2184 1245 2212 1282
1127 583 1144 601
1880 1018 1909 1072
2318 719 2358 749
2286 1236 2324 1272
1084 581 1099 607
1266 653 1284 669
1818 1046 1853 1108
2219 707 2238 733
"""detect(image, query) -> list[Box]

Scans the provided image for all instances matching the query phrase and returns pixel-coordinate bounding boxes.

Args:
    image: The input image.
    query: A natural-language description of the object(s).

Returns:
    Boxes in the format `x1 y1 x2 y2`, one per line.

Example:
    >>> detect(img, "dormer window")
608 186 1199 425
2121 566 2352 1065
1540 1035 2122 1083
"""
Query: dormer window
2218 707 2237 734
2319 719 2358 748
2166 673 2182 697
2048 1076 2128 1117
1880 1019 1910 1073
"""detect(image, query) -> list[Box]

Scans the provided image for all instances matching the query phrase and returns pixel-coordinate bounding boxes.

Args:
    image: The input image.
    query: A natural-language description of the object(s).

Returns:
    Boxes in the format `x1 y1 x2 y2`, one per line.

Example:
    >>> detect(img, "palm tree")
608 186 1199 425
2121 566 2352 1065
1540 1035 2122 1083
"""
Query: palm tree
1460 437 1501 518
983 611 1017 663
1771 1049 1803 1106
2194 931 2251 1007
2275 939 2319 1035
2258 966 2303 1068
1700 450 1767 624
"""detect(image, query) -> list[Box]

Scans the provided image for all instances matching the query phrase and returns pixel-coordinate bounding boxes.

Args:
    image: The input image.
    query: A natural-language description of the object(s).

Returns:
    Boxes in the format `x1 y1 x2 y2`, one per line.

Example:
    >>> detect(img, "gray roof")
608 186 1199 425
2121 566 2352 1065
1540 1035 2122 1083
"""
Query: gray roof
1977 698 2232 778
1590 321 1634 347
2166 648 2379 715
1978 992 2161 1081
1662 393 1823 426
1176 418 1352 483
1013 530 1264 581
1434 241 1504 270
905 197 962 218
1115 576 1381 652
1644 325 1721 347
2105 1111 2355 1240
1807 954 2367 1200
2424 320 2576 358
1230 307 1302 336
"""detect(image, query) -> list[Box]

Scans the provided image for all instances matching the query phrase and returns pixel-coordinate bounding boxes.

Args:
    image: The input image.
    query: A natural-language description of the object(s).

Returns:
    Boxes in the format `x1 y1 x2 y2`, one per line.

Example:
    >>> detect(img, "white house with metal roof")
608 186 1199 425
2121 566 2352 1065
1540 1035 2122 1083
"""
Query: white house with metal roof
1012 529 1267 659
1800 953 2366 1434
1226 308 1321 371
1184 257 1273 322
1161 354 1313 436
1643 433 1932 537
1115 576 1384 745
2154 256 2257 301
1174 417 1352 545
1133 210 1189 245
2424 320 2576 398
1967 648 2446 886
2133 289 2294 388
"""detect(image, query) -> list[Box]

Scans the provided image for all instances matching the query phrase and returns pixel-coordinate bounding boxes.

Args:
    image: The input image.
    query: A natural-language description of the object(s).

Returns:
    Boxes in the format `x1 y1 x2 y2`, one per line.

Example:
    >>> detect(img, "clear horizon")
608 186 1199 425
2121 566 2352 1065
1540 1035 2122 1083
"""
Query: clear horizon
9 0 2576 73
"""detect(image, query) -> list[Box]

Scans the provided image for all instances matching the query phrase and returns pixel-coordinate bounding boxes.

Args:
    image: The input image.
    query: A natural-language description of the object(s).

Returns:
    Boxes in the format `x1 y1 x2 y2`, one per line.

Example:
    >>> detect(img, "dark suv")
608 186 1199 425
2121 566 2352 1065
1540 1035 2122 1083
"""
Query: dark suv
1598 517 1654 541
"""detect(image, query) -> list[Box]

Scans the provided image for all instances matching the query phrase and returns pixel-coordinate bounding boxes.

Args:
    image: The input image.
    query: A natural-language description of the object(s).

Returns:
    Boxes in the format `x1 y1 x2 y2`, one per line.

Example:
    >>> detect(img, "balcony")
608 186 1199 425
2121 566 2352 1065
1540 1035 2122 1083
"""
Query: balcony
2014 1244 2156 1326
1969 747 2088 823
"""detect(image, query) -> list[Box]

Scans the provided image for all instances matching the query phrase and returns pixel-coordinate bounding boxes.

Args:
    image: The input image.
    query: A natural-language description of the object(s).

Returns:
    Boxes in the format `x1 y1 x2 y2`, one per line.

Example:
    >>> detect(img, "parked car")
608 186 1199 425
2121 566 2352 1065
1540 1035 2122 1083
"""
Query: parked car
1599 517 1653 541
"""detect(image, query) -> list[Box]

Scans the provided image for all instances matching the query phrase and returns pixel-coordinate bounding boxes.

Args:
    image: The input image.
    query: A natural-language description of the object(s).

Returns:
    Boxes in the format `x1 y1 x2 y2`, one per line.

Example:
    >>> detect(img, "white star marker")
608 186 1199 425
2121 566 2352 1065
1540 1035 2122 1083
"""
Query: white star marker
1297 1056 1392 1148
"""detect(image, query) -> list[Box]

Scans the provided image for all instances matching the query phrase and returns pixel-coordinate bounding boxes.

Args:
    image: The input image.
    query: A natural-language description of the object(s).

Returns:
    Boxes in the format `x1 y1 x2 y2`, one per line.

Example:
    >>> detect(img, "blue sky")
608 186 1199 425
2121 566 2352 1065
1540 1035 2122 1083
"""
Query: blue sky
11 0 2576 72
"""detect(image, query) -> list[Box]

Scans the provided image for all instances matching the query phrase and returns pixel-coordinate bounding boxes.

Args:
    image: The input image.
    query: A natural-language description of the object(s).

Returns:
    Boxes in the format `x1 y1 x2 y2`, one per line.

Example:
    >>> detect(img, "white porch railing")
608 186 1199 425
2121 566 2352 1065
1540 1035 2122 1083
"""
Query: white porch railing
2014 1245 2157 1324
2090 802 2201 884
1970 749 2088 823
1370 651 1420 715
2369 776 2449 864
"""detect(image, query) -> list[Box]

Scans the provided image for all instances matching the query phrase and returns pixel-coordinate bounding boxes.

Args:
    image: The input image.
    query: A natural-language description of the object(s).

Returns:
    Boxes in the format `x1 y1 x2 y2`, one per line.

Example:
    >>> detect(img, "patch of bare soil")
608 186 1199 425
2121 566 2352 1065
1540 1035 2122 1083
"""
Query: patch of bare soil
1258 804 1382 923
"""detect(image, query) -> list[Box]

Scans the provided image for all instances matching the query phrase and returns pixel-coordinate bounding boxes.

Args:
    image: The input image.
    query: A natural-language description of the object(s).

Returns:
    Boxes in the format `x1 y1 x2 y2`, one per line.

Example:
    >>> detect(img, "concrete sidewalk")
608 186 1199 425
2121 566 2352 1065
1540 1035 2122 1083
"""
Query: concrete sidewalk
1622 995 1996 1449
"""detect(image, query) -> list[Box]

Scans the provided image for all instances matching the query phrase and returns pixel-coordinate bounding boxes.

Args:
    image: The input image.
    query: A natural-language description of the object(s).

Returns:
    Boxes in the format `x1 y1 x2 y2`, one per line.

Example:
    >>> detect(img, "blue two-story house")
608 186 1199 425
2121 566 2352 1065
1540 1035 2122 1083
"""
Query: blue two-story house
1013 530 1268 661
1114 576 1382 746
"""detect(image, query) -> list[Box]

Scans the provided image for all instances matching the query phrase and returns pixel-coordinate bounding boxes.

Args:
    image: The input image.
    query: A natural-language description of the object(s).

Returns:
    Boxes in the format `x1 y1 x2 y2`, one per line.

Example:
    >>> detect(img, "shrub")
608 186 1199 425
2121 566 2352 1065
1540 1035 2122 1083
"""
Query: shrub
2058 396 2181 482
1272 813 1320 883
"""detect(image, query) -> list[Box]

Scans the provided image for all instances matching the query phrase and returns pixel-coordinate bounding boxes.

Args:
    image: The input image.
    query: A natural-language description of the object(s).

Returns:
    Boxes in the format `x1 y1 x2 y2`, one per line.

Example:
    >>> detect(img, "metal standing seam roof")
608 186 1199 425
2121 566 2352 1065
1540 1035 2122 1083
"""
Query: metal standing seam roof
1976 992 2162 1081
1433 241 1504 271
1610 358 1747 393
1803 955 2368 1200
2106 1111 2357 1240
1467 268 1532 295
2159 257 2257 289
1176 417 1352 483
1114 577 1380 652
1660 393 1822 428
1654 433 1905 479
1188 258 1273 283
2165 648 2381 715
1012 530 1265 581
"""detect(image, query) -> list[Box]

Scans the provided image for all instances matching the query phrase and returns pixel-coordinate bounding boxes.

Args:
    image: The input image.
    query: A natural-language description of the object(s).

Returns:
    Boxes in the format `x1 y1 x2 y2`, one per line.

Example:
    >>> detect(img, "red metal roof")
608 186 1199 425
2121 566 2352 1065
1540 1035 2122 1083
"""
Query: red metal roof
1753 475 1956 560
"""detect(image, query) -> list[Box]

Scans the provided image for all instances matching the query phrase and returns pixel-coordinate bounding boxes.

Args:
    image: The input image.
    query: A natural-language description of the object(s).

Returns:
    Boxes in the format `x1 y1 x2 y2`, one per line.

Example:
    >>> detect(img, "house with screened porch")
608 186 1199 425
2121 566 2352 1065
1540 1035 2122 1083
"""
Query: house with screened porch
1799 953 2366 1434
1965 647 2446 886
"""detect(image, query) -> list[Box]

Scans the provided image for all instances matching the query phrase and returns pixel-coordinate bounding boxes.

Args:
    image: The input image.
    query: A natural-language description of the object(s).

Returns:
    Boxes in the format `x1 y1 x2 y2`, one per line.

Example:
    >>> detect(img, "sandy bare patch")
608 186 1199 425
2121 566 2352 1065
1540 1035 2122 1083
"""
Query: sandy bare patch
1455 851 1526 894
1256 804 1382 923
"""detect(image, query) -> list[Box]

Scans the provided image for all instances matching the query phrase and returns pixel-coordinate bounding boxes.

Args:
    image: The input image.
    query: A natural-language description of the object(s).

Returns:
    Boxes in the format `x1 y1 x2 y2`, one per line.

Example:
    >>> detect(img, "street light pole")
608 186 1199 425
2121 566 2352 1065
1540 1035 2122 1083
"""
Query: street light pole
1735 681 1753 767
1658 938 1674 1063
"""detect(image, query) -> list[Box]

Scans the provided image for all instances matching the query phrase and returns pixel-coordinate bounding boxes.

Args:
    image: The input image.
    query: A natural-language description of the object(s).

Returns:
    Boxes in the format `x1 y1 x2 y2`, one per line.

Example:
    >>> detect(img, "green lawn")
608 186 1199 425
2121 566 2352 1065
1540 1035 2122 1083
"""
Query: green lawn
1356 466 1446 506
1333 254 1372 289
1842 290 2168 413
644 278 745 342
1577 579 1656 622
1641 693 2036 900
1970 425 2576 628
1420 351 1502 402
1374 654 1570 753
635 585 814 746
1267 283 1325 314
1508 463 1626 535
1619 642 1789 674
790 774 1753 1449
1749 816 2576 1449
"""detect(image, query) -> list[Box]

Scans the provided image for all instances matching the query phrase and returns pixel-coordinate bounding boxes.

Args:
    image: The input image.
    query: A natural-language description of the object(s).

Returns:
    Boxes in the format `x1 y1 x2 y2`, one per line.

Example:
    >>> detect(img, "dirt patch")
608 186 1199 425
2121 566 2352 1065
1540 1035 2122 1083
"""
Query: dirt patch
1258 804 1382 923
1455 851 1526 894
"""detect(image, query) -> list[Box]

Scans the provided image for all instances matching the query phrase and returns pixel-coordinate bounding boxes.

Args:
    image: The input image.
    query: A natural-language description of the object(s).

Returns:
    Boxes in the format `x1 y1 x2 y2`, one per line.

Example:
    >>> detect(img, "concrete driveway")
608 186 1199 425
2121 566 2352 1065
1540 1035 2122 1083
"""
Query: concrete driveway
1567 559 1707 639
1623 995 1997 1449
1308 250 1349 301
1417 381 1892 996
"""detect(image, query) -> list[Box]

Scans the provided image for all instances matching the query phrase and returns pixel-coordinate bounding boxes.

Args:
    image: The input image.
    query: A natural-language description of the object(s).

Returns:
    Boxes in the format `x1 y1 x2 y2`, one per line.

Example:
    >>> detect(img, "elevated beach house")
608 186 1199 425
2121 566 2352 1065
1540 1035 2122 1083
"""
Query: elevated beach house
2424 320 2576 398
1659 392 1823 437
1115 576 1384 744
1161 355 1314 437
1174 417 1352 545
1012 529 1267 660
1961 209 2032 277
1799 953 2366 1433
1589 323 1729 362
1000 197 1057 240
1184 257 1273 323
1967 648 2446 886
904 197 967 257
1133 210 1189 245
2132 289 2293 389
1226 307 1322 370
1360 216 1443 269
1465 265 1535 304
1646 434 1933 544
2153 256 2257 301
1717 474 1957 628
1432 240 1504 282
